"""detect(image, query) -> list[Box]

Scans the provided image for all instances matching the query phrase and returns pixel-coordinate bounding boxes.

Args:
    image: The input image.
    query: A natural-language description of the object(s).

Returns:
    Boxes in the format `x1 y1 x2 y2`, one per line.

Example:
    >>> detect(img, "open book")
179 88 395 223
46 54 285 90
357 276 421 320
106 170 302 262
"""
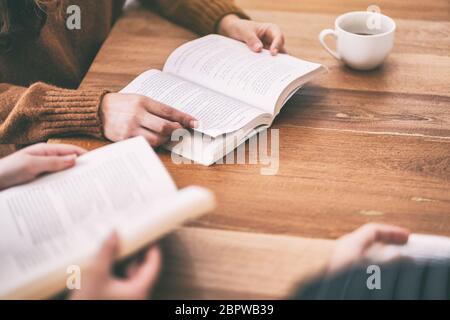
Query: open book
121 35 327 165
0 137 215 299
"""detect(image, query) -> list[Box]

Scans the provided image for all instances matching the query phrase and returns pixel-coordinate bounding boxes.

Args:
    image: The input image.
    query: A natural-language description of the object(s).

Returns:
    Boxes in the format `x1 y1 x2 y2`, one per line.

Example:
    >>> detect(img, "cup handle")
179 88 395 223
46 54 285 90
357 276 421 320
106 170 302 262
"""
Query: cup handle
319 29 341 60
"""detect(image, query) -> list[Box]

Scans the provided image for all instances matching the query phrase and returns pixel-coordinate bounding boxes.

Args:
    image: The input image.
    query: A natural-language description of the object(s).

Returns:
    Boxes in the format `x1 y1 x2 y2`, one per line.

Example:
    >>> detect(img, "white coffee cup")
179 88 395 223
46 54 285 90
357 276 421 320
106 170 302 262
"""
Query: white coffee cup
319 11 396 70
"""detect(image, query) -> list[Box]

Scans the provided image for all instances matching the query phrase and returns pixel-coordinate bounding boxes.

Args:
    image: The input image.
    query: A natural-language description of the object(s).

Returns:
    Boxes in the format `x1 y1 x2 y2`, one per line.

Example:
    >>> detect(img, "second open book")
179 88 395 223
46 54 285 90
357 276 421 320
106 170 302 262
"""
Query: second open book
0 137 215 299
121 35 327 165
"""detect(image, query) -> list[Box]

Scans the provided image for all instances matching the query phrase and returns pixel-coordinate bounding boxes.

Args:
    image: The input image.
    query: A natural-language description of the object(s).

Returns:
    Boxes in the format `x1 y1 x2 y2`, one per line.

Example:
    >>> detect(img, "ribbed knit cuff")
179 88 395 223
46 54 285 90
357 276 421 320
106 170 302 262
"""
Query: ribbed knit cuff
184 0 250 35
25 82 108 140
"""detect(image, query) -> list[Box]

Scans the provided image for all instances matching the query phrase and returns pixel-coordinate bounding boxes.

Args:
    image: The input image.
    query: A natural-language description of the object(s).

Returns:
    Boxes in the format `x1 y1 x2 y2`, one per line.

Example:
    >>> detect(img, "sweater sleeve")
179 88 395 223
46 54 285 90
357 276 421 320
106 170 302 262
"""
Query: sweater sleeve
0 82 108 144
145 0 250 35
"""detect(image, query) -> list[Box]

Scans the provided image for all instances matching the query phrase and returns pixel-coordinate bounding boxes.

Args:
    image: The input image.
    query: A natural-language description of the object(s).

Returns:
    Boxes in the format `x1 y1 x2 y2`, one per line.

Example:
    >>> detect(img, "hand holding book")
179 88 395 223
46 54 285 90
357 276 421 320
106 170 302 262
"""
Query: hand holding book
217 14 287 55
0 137 215 299
121 35 326 165
68 232 161 300
327 223 450 275
100 92 198 147
98 16 289 149
0 144 86 191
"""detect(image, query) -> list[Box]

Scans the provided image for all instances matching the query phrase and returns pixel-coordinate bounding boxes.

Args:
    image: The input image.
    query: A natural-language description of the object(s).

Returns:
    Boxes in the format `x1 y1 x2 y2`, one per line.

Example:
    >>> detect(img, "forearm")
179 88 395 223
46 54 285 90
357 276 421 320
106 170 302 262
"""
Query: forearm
0 82 108 144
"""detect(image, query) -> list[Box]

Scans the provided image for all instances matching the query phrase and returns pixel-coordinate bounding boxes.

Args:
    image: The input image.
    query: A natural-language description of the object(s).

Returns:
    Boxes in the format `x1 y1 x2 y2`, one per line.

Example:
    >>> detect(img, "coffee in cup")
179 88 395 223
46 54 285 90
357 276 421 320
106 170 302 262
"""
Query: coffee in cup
319 11 396 70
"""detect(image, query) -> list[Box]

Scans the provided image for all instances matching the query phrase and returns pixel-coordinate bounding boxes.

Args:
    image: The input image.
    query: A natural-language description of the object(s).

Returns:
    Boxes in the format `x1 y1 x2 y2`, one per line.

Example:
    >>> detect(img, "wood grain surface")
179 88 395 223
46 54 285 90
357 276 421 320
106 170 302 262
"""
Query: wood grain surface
155 227 334 299
48 1 450 299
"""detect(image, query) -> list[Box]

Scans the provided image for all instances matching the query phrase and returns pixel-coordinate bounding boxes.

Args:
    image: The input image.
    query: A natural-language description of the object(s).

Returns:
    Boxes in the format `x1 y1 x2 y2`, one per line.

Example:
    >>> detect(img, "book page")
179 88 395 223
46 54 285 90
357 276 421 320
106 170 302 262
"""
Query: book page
0 137 206 298
120 70 268 138
163 34 323 113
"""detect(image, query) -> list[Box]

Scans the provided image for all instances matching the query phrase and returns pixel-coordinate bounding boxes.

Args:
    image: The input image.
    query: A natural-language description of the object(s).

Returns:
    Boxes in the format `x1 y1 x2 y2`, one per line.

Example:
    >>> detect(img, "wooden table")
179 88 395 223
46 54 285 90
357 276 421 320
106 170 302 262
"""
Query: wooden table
49 0 450 299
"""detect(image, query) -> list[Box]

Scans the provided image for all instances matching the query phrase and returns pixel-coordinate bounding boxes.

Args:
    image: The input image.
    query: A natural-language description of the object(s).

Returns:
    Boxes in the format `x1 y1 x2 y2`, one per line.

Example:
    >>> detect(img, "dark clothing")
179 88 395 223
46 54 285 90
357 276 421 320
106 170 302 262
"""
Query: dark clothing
293 260 450 300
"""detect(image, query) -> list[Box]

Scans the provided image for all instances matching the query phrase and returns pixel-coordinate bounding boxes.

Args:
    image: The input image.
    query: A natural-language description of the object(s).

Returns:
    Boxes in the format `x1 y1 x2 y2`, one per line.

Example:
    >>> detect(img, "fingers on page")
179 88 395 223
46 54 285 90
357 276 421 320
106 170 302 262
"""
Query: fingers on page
246 33 263 52
31 154 77 174
358 223 410 250
141 113 183 136
142 98 197 128
25 143 87 156
135 127 168 147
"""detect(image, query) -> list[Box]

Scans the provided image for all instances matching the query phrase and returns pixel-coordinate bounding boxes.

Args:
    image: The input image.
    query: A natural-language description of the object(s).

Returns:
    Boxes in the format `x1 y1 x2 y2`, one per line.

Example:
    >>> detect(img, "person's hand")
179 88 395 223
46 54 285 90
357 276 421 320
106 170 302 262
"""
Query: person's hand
0 143 86 191
218 14 286 55
100 93 198 147
69 233 161 300
327 223 410 274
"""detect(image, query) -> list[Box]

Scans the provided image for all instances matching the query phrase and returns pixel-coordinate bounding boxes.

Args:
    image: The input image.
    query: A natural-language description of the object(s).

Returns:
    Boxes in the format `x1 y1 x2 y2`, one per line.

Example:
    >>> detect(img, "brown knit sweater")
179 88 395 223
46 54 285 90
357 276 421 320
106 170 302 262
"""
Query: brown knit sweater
0 0 247 146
